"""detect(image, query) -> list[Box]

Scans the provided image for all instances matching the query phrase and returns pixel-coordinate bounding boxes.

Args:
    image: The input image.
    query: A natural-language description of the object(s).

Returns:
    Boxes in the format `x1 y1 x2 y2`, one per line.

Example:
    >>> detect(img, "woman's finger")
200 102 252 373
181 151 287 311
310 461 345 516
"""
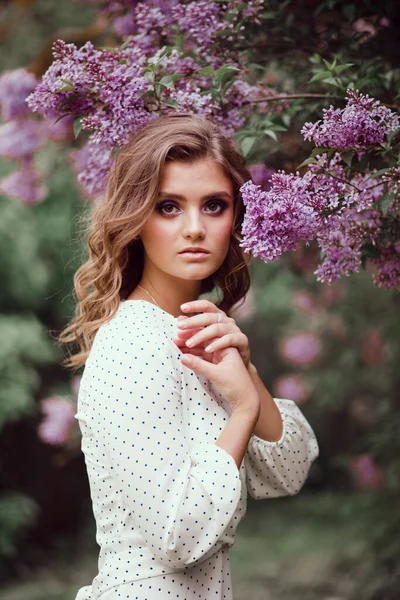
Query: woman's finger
183 323 239 348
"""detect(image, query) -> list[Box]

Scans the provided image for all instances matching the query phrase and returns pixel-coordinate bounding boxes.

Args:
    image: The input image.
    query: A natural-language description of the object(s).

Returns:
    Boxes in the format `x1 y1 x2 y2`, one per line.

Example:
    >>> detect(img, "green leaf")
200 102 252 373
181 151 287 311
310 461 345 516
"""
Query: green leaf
73 117 82 139
322 58 333 70
99 46 119 54
144 71 155 83
296 147 331 169
120 37 132 52
297 156 318 168
241 137 256 157
197 66 214 77
225 11 237 21
164 98 179 109
159 75 176 89
380 192 395 216
366 168 390 181
309 54 322 64
216 28 233 36
60 78 74 88
323 77 342 87
58 84 74 92
215 65 240 78
138 90 155 99
341 151 353 167
309 70 332 83
311 146 332 157
335 63 355 74
263 129 278 141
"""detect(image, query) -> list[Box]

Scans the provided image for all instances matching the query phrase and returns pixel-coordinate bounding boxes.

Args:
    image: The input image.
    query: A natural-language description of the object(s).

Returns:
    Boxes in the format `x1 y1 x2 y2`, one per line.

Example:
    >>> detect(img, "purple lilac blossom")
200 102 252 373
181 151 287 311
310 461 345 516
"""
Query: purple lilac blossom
0 68 38 120
239 176 321 262
0 158 47 205
37 396 76 445
382 166 400 196
248 163 275 191
26 40 119 118
370 248 400 291
119 2 170 56
279 331 322 367
239 153 390 284
301 89 399 150
350 454 382 490
70 141 113 197
0 119 45 159
315 205 383 283
172 1 227 54
274 374 311 405
292 290 319 316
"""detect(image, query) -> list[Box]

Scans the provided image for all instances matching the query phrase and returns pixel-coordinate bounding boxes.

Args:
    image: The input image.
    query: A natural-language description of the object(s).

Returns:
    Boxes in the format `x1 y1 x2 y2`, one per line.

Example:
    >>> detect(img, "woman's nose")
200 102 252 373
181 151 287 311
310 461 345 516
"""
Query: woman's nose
182 210 206 237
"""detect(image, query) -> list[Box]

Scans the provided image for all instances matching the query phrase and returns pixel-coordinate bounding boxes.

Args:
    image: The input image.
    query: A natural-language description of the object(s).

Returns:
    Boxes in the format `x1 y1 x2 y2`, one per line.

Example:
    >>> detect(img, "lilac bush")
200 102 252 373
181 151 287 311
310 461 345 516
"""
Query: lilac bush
0 2 398 291
240 91 400 290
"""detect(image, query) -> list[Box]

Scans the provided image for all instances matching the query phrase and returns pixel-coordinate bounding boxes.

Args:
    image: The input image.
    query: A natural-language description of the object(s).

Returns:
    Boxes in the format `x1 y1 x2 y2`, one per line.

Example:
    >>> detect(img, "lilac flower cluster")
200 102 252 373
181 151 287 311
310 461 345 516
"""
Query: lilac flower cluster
24 0 275 197
0 68 73 204
240 151 400 290
27 40 153 148
301 89 399 150
99 0 263 57
0 68 38 120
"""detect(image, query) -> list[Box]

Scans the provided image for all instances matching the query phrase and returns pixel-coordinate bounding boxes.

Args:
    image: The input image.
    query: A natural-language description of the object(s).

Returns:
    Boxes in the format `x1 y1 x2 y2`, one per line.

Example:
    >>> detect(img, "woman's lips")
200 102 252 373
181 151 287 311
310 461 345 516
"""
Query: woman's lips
179 251 210 260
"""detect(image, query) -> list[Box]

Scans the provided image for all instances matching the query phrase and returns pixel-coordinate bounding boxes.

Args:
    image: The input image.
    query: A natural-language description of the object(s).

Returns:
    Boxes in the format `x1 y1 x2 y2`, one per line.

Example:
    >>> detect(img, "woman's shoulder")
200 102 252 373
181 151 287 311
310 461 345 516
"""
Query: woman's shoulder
93 299 177 356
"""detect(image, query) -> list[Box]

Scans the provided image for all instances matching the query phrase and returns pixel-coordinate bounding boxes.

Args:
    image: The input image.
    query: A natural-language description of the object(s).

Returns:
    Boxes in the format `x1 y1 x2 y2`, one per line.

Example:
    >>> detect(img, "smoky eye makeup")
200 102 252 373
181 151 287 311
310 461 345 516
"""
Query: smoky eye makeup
155 198 230 215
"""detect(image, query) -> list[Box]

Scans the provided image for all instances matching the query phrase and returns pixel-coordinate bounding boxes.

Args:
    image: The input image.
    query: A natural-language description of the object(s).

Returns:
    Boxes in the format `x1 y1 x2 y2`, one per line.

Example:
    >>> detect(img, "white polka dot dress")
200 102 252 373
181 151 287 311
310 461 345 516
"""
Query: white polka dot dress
74 300 319 600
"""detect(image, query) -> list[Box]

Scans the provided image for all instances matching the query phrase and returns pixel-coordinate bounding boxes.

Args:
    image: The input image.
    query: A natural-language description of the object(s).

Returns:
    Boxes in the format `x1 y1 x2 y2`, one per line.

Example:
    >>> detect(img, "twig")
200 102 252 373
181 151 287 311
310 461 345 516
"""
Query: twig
320 167 361 192
251 93 331 103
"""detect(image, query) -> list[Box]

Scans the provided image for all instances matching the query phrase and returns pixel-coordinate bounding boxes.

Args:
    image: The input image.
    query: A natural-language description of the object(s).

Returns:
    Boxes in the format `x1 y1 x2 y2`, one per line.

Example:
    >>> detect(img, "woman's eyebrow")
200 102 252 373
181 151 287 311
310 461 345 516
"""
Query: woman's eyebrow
158 191 232 201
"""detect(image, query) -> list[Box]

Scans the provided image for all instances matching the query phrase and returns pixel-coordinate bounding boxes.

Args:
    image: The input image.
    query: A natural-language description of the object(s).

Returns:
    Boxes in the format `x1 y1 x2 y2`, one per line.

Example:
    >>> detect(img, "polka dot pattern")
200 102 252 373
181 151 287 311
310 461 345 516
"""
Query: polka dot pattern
74 300 318 600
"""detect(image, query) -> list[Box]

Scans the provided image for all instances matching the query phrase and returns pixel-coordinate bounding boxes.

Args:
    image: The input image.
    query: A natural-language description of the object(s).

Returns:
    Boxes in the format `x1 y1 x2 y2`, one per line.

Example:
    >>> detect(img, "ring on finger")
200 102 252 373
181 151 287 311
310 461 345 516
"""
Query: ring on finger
216 313 223 324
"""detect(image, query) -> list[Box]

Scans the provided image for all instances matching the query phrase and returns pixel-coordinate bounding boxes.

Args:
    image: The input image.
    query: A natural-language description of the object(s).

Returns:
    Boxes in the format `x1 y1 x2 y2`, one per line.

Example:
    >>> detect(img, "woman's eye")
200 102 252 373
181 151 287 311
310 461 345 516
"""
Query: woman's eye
207 201 222 213
156 202 176 215
156 200 228 216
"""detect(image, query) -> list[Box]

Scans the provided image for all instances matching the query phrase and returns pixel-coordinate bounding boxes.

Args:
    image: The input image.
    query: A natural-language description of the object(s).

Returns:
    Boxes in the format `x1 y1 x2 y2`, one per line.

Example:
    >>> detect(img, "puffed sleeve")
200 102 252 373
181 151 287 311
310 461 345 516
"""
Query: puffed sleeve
244 398 319 499
87 313 242 571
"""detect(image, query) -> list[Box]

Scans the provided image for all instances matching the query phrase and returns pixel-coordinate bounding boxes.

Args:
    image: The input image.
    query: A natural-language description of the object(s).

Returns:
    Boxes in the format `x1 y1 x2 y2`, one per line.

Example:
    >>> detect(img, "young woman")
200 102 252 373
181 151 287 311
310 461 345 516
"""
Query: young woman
60 113 319 600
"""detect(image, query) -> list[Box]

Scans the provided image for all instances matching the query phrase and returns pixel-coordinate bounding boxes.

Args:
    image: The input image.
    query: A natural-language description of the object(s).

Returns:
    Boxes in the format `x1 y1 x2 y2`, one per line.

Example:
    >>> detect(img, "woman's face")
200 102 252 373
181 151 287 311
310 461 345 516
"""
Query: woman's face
139 158 235 286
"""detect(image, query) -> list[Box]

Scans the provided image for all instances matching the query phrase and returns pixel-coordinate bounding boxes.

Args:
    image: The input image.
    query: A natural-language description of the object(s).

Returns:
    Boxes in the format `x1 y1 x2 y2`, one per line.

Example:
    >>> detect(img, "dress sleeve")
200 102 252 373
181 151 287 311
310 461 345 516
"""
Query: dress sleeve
87 315 242 571
244 397 319 499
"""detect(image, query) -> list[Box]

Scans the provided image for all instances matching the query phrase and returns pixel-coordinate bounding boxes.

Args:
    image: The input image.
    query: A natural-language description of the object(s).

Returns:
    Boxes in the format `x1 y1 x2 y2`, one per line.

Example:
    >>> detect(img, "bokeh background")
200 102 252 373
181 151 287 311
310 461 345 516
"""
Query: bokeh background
0 1 399 599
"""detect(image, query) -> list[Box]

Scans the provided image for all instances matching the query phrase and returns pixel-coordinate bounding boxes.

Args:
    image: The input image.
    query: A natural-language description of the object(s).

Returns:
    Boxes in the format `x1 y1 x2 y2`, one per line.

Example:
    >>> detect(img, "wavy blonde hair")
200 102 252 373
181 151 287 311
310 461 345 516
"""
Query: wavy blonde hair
58 113 253 370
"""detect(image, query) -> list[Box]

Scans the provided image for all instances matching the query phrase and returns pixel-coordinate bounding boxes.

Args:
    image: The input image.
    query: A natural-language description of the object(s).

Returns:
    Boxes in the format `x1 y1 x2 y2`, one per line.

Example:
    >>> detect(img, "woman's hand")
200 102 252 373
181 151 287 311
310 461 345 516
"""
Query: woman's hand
172 299 251 369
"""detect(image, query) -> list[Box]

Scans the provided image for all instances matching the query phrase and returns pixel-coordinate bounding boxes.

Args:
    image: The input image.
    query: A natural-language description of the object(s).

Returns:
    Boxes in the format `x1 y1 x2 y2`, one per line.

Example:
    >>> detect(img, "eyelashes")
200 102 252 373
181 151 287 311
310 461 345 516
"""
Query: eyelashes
155 199 229 216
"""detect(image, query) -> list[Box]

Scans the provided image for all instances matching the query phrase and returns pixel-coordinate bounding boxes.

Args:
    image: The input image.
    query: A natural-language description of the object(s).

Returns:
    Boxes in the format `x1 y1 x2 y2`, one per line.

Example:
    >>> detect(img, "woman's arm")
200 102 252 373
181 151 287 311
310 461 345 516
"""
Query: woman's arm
243 364 319 499
215 404 259 470
247 362 284 442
